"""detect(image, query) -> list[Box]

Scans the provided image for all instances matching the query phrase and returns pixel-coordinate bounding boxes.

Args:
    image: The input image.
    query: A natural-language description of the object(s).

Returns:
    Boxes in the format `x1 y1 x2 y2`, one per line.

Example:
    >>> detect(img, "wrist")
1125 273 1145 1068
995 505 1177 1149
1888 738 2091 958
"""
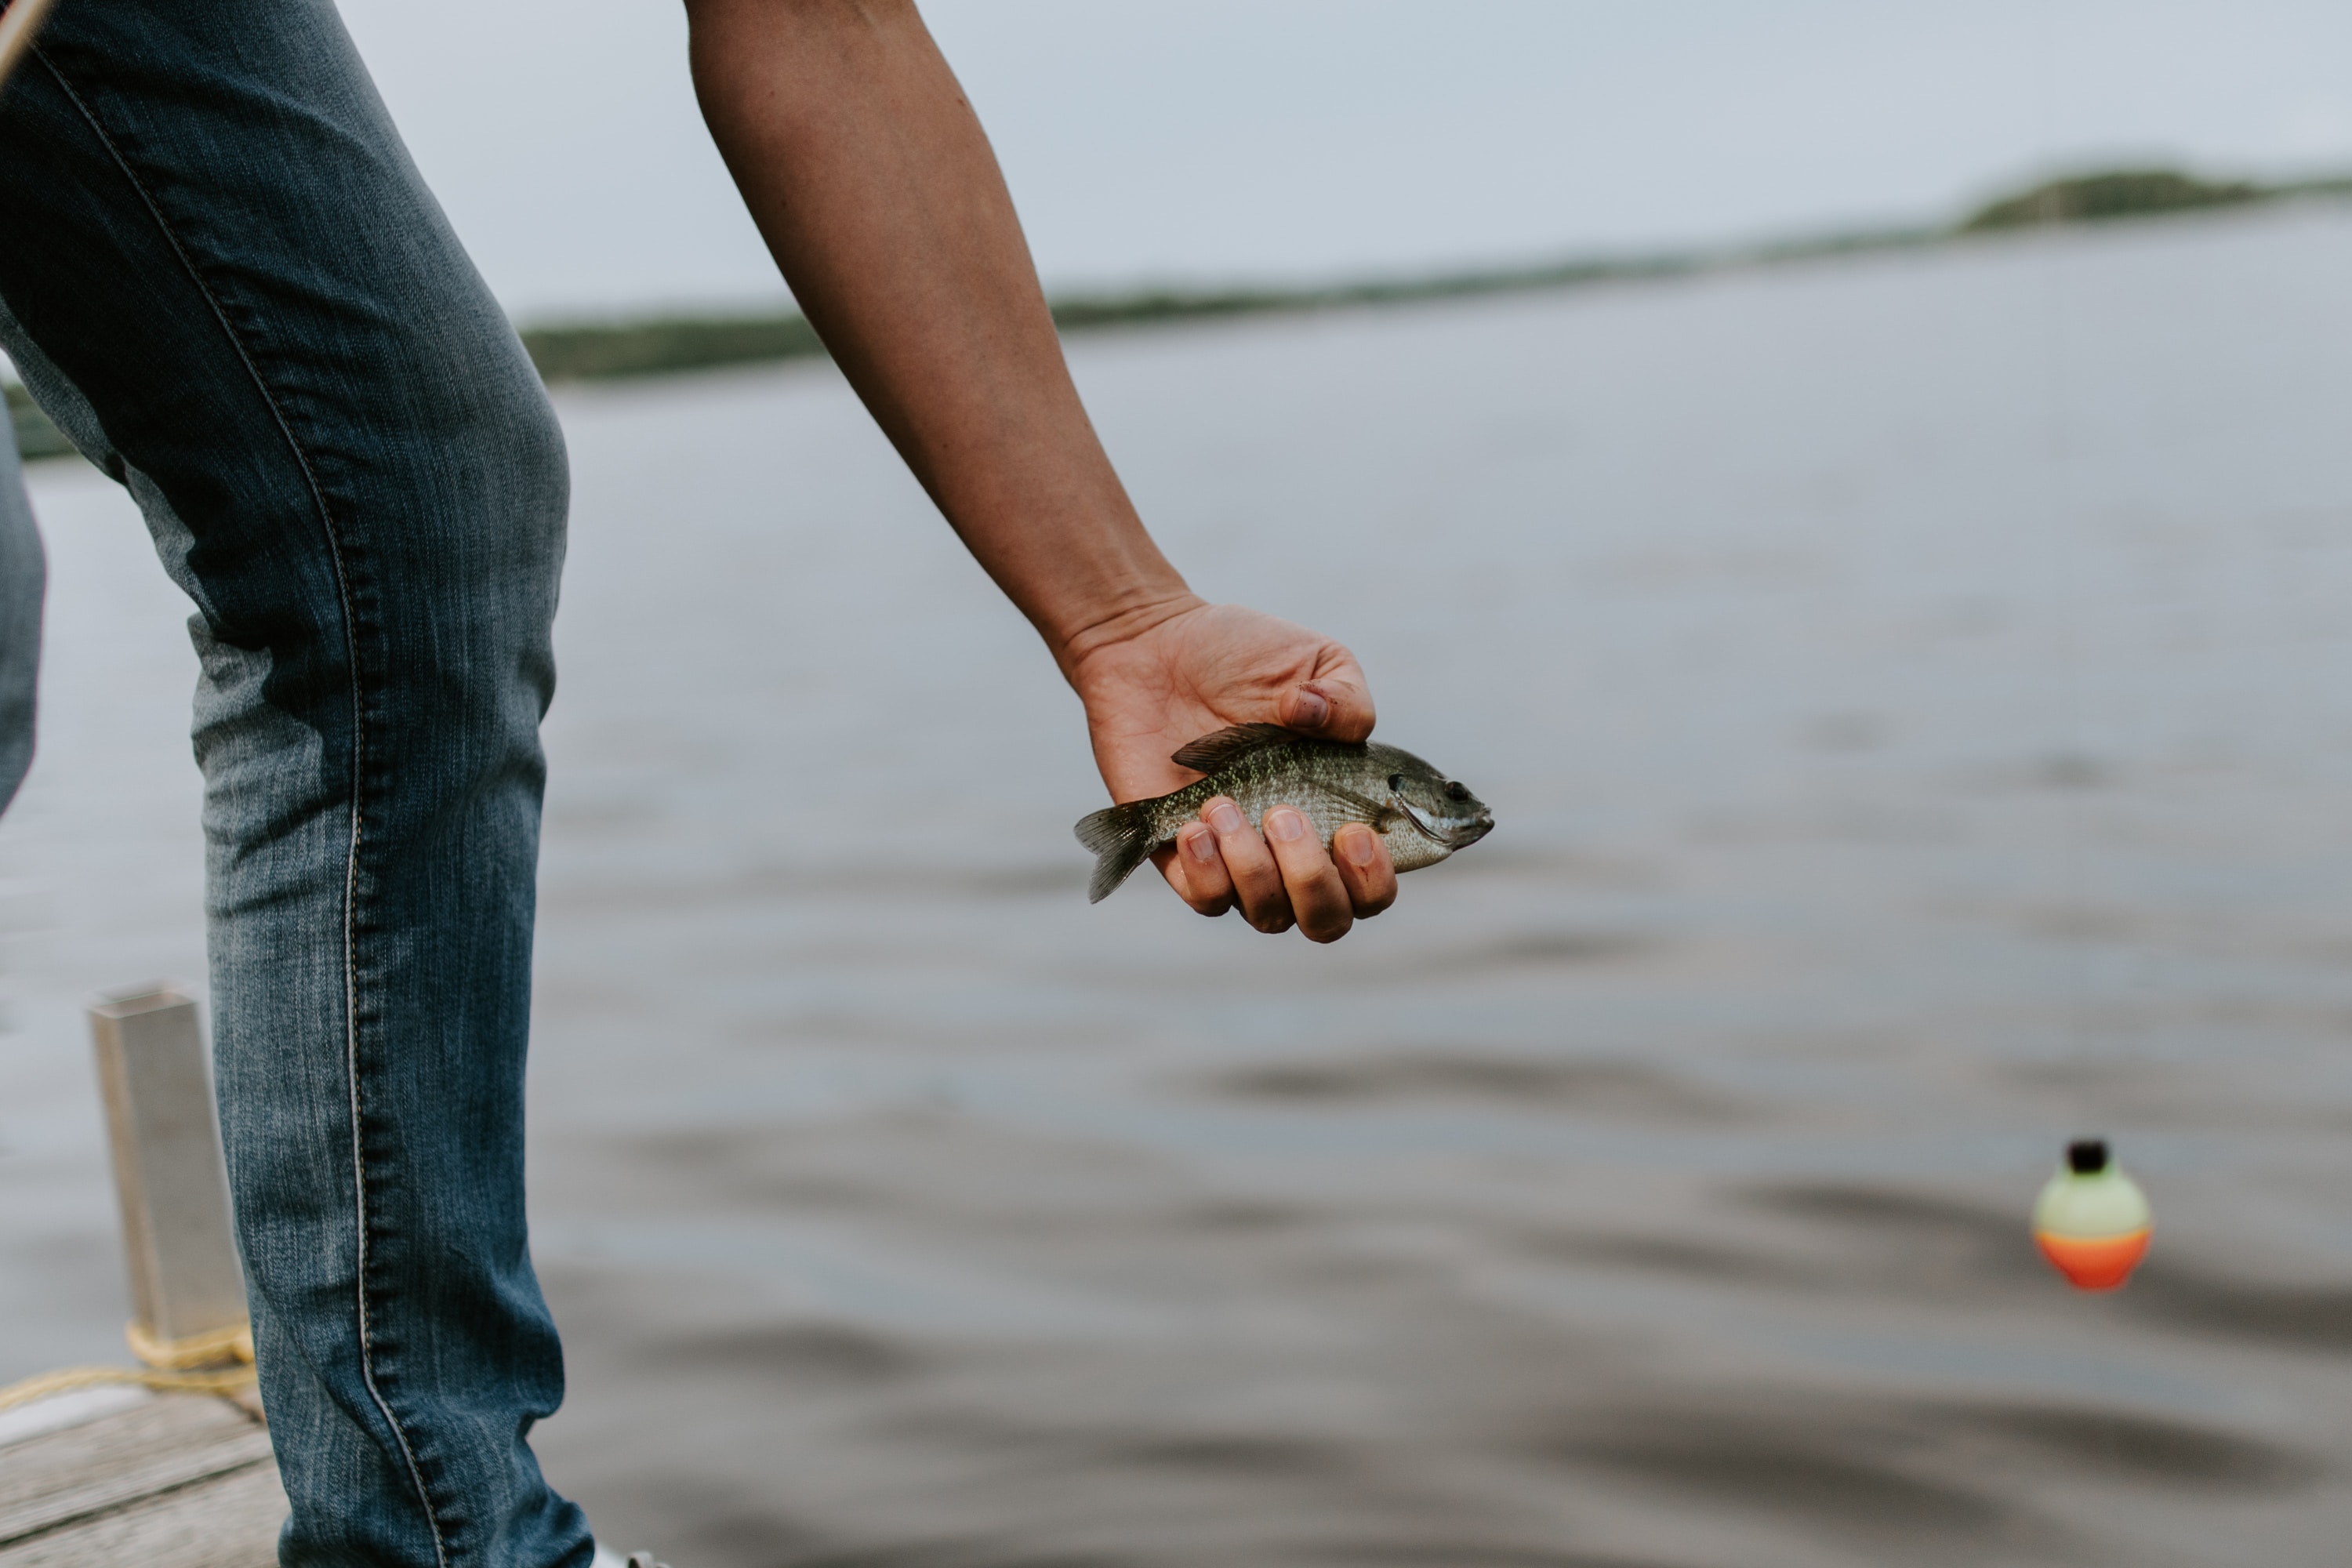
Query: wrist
1051 586 1203 682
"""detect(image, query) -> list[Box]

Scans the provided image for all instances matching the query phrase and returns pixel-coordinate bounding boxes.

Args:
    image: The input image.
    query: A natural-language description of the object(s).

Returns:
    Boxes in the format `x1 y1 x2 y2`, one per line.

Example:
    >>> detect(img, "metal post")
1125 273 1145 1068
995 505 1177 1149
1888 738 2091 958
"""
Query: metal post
86 988 249 1349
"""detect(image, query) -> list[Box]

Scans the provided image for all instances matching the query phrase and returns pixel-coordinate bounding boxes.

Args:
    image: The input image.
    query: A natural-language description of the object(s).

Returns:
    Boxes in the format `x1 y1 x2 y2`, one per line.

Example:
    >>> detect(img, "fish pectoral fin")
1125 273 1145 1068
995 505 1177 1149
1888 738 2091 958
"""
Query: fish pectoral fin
1170 723 1297 774
1316 784 1393 827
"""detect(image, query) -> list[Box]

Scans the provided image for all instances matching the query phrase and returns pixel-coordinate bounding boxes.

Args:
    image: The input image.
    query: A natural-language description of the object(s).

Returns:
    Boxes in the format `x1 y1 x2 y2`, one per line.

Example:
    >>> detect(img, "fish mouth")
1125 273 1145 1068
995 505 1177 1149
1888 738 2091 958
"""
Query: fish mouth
1398 798 1494 848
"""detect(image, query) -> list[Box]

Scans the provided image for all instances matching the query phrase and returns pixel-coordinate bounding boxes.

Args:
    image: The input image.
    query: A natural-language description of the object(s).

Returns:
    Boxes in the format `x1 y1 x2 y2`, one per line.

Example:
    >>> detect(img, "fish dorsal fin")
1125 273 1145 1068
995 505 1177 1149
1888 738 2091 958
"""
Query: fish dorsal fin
1170 723 1296 775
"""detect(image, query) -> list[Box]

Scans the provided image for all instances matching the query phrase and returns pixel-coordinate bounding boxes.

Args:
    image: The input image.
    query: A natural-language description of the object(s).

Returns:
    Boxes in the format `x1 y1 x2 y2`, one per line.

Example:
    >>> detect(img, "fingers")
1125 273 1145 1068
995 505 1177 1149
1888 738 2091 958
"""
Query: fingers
1167 799 1394 942
1203 797 1294 933
1332 823 1398 917
1262 808 1354 942
1280 647 1374 743
1281 677 1375 744
1161 822 1235 916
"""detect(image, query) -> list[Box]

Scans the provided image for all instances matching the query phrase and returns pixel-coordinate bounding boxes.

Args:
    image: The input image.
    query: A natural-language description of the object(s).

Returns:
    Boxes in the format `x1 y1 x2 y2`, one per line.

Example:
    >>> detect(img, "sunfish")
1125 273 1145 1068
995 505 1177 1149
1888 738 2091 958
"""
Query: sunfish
1075 724 1494 903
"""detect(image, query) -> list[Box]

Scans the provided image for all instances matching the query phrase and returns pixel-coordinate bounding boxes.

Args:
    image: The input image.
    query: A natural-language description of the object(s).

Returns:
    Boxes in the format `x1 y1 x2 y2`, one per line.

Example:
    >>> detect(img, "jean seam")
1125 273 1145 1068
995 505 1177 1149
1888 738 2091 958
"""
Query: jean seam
31 46 453 1568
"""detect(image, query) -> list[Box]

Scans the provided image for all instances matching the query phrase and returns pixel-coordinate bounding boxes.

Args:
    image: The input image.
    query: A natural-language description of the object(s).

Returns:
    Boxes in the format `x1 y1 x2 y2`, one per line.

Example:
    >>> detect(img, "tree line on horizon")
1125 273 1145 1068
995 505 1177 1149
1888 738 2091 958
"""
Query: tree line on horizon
514 165 2351 384
9 165 2348 461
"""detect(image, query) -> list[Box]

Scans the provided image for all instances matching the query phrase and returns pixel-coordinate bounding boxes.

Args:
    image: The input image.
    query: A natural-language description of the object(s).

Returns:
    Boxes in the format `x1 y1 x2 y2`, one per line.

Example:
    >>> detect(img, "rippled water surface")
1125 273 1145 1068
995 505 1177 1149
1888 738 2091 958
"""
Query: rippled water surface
9 207 2352 1566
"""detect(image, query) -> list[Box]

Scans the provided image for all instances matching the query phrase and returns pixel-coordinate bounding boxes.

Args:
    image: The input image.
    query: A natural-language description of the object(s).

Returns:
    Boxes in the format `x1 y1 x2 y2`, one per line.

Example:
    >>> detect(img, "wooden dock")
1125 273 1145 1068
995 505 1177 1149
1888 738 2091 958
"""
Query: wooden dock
0 1389 285 1567
0 990 284 1565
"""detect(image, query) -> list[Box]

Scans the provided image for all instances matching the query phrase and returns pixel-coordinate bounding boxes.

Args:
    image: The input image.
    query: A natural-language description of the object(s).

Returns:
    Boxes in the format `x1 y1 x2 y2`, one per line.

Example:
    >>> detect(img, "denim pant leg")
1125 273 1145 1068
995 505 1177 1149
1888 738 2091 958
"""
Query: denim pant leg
0 2 589 1563
0 430 40 813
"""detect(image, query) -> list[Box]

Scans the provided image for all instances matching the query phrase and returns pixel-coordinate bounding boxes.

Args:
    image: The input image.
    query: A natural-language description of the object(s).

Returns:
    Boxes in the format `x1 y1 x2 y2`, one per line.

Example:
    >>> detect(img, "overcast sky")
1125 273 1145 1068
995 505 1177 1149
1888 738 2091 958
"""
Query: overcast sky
335 0 2352 322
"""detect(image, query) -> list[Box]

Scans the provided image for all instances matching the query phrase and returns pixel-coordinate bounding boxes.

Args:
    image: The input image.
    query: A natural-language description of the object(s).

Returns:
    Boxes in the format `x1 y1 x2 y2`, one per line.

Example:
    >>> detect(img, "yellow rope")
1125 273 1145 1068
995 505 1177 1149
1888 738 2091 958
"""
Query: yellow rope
125 1318 253 1371
0 1319 257 1415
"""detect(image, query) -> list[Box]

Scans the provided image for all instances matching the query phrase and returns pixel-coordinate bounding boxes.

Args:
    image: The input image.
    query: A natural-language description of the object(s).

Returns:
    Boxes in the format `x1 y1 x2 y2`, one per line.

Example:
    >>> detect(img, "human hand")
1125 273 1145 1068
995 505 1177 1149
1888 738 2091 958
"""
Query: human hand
1067 601 1398 940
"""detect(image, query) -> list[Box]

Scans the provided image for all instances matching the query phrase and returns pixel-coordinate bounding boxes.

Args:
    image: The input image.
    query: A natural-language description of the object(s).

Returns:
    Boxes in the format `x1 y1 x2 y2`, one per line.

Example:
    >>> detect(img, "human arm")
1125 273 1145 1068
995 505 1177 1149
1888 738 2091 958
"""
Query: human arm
682 0 1396 938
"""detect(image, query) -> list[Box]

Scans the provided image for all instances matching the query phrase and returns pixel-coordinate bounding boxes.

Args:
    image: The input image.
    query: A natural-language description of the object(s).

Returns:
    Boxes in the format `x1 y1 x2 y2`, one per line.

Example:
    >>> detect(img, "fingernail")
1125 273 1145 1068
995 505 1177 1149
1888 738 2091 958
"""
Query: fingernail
1185 826 1218 863
1266 808 1308 842
1291 685 1330 728
1207 800 1247 834
1341 827 1378 866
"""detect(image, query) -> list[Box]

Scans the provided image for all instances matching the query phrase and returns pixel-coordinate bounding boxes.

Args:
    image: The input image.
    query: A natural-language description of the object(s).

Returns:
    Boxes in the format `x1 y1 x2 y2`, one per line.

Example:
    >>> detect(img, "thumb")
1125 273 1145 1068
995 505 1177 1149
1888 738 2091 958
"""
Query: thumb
1282 678 1374 743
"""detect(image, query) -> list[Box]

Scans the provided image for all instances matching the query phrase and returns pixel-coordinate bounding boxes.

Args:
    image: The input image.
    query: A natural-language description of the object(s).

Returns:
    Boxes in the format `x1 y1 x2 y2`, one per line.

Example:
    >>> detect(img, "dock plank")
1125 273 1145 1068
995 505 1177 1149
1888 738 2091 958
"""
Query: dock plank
0 1465 285 1568
0 1396 281 1566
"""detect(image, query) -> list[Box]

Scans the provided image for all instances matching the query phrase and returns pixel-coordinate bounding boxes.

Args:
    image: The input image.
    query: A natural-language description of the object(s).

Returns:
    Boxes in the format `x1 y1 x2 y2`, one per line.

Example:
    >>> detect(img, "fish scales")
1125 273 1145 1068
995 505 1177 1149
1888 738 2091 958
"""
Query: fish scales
1074 724 1494 903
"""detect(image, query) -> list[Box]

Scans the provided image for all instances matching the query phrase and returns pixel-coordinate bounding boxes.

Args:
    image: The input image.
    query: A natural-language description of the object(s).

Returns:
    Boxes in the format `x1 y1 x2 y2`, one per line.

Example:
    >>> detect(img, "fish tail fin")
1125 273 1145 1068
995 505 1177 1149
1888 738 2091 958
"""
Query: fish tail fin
1075 801 1160 904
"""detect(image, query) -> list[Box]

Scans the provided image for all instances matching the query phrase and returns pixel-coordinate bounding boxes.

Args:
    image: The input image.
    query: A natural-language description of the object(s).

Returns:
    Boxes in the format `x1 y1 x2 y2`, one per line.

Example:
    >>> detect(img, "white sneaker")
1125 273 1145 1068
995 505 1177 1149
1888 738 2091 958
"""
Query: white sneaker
589 1547 670 1568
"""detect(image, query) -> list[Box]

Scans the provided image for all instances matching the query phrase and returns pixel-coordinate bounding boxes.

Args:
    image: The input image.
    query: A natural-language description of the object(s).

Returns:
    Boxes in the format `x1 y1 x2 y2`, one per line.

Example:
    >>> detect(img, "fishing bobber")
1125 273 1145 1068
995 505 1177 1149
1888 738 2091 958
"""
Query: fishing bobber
2031 1138 2151 1291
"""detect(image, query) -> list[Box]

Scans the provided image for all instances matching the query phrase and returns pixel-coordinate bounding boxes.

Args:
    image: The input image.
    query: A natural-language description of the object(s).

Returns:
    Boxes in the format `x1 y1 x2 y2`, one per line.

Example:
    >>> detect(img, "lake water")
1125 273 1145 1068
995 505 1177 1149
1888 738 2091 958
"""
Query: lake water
8 204 2352 1566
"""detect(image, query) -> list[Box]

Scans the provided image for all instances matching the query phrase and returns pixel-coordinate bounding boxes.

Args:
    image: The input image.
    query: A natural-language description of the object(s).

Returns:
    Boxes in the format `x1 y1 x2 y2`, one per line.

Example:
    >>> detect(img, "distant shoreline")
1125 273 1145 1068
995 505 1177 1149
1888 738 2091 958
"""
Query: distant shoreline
516 167 2351 384
10 167 2349 462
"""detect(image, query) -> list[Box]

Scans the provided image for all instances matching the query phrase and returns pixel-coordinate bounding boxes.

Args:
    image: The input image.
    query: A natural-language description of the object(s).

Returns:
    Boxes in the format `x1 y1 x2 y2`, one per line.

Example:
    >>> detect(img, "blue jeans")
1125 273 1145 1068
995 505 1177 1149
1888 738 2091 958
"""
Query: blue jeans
0 2 590 1563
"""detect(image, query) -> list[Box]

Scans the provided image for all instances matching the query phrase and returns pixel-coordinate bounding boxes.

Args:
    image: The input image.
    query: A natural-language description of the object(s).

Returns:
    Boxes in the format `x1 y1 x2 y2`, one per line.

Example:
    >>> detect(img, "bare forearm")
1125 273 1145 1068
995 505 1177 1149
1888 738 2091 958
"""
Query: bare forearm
684 0 1193 673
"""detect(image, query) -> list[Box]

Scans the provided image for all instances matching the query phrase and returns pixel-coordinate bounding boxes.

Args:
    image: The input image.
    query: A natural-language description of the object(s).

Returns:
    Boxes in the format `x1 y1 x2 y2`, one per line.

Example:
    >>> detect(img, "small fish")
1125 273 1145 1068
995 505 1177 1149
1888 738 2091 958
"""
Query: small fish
1075 724 1494 903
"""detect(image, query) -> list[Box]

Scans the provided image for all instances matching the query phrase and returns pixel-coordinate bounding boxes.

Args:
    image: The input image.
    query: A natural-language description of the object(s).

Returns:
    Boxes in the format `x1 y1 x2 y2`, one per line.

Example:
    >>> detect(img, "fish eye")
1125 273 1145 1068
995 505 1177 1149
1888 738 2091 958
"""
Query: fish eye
1388 774 1406 794
1445 780 1471 802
